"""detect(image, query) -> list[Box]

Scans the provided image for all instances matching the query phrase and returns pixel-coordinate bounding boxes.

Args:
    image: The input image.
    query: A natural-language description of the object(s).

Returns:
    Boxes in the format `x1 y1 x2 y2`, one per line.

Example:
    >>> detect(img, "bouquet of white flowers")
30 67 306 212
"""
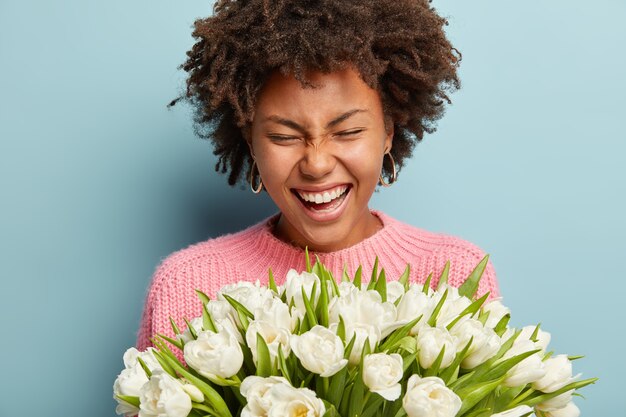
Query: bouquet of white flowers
114 254 596 417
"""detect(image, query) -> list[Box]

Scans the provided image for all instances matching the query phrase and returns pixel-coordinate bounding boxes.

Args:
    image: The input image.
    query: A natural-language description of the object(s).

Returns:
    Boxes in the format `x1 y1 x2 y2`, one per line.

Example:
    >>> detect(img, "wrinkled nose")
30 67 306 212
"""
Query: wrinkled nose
299 142 336 180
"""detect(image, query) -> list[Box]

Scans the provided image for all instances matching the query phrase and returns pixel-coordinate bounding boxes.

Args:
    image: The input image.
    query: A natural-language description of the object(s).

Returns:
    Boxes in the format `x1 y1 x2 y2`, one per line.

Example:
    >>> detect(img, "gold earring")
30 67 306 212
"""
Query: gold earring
379 152 397 187
249 160 264 194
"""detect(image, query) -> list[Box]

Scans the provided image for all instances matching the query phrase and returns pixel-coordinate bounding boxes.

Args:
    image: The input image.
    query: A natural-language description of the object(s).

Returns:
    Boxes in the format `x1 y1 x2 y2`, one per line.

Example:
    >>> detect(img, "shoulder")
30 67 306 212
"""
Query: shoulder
146 217 272 297
376 211 500 298
380 211 491 260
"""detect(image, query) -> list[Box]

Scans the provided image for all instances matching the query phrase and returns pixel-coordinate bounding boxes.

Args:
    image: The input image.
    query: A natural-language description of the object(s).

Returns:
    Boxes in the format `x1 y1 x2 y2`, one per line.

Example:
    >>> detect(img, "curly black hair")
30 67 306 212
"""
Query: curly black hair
170 0 461 186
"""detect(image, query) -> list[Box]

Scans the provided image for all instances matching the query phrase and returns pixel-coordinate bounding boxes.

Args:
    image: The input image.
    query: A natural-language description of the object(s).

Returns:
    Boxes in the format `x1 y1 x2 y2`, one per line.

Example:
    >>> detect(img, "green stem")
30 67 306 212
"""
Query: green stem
508 387 535 408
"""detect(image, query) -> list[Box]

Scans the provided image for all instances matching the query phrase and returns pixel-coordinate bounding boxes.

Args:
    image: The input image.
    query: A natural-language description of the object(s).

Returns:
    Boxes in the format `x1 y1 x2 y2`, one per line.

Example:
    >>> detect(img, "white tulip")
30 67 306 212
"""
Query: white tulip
402 375 462 417
396 285 432 335
177 317 204 344
284 269 321 314
450 318 501 369
533 354 576 393
341 323 380 365
386 281 406 304
254 297 298 332
184 329 243 379
515 325 551 352
138 370 192 417
430 285 472 328
218 280 275 315
181 383 204 402
113 348 161 417
338 281 359 296
240 376 290 416
482 298 510 328
541 401 580 417
290 325 348 377
362 353 404 400
502 339 546 387
491 405 533 416
246 320 292 365
416 326 456 369
328 288 398 338
207 299 243 343
536 390 575 412
266 383 326 417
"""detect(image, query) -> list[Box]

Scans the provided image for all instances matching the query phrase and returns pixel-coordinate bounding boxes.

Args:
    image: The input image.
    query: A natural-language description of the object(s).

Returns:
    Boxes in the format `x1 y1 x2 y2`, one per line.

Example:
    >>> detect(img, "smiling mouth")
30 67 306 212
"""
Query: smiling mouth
292 185 351 212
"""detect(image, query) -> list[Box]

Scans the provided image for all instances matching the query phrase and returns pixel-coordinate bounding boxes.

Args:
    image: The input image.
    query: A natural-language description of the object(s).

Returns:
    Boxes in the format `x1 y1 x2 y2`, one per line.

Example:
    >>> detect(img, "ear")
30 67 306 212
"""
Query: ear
383 121 394 154
242 125 255 158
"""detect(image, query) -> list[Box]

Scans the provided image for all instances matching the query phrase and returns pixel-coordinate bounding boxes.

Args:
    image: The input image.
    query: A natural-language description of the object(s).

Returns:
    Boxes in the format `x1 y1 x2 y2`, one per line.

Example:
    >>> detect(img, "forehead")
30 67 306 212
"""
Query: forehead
253 67 383 123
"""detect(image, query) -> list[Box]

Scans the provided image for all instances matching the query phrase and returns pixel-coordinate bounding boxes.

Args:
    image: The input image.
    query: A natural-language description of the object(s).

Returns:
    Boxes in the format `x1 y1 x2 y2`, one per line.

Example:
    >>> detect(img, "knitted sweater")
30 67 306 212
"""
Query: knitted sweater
136 211 500 350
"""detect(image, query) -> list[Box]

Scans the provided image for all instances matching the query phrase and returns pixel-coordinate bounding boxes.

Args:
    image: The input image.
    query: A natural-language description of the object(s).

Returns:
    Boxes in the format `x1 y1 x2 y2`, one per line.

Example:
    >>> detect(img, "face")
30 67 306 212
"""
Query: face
249 67 393 252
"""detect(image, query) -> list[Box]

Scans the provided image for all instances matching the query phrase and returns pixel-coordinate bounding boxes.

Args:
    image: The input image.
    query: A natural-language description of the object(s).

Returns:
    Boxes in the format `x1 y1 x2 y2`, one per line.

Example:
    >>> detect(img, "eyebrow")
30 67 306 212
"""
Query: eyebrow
264 109 368 133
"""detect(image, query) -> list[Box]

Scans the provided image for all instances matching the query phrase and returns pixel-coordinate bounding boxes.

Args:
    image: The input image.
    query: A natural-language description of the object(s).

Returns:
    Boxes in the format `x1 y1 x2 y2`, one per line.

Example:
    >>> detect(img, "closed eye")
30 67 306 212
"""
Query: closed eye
268 134 299 142
336 129 364 137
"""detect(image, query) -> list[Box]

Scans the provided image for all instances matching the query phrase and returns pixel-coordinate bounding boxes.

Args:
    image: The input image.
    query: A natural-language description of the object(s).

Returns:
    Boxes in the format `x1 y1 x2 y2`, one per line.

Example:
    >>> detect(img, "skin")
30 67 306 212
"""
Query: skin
248 66 394 252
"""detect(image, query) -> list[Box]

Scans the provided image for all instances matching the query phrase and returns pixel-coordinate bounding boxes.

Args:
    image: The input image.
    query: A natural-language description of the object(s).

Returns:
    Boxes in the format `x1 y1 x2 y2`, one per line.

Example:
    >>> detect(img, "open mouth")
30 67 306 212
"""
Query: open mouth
292 185 351 213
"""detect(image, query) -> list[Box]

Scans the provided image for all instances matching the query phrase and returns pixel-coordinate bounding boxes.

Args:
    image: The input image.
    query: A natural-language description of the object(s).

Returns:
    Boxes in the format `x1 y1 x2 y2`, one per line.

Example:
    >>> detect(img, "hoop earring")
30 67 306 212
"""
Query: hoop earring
379 152 397 187
249 160 263 194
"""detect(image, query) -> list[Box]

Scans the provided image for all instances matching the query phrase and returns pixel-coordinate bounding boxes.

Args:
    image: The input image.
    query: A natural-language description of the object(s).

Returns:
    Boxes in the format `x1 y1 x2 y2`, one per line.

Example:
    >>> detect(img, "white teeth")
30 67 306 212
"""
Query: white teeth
297 185 347 204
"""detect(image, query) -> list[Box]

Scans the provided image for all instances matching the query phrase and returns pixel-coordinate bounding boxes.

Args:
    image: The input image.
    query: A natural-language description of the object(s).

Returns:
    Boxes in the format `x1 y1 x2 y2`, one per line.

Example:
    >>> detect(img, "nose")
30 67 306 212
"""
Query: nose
298 141 336 180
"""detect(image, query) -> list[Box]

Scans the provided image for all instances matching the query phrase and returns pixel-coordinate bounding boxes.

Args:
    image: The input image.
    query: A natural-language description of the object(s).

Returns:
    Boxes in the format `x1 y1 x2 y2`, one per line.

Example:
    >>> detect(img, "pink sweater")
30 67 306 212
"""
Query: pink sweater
136 211 500 351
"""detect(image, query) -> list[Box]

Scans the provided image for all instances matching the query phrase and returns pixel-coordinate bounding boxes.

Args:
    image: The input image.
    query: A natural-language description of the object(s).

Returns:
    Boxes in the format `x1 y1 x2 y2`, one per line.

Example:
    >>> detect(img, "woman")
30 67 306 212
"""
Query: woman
136 0 500 351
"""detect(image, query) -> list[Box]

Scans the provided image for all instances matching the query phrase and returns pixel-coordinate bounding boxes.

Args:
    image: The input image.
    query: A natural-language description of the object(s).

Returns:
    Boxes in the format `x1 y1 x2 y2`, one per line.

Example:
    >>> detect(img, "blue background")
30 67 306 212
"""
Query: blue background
1 0 623 416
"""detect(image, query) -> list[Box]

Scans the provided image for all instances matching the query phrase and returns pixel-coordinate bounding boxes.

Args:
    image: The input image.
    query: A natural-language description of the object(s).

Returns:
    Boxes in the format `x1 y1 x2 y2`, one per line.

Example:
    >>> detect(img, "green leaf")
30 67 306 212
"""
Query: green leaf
424 344 447 377
302 286 318 327
136 356 152 378
344 333 357 360
462 408 492 417
305 247 312 272
374 268 387 302
195 289 211 305
256 333 272 377
427 288 449 327
353 266 363 289
342 265 350 283
436 261 450 290
327 366 349 408
222 294 253 331
422 273 433 294
115 394 140 408
277 345 292 385
322 401 341 417
439 337 473 384
379 315 422 352
367 257 380 290
446 292 490 331
183 318 198 340
268 268 278 294
478 349 541 383
157 333 183 351
154 340 233 417
458 255 489 299
517 377 599 408
398 264 410 291
348 371 365 417
202 303 218 333
337 315 346 342
361 394 385 417
317 269 330 327
568 355 585 361
494 314 511 336
169 316 181 335
530 324 542 343
456 377 505 415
